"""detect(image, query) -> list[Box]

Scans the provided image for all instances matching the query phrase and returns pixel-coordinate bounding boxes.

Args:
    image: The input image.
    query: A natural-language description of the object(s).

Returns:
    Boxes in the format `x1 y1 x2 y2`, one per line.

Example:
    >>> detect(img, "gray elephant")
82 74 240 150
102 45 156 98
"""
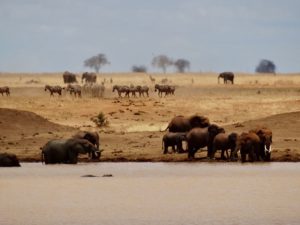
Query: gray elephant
82 72 97 83
162 132 187 154
72 131 100 159
0 153 20 167
211 132 238 160
218 72 234 84
62 71 77 83
41 138 100 164
187 124 225 159
232 132 260 162
164 115 210 133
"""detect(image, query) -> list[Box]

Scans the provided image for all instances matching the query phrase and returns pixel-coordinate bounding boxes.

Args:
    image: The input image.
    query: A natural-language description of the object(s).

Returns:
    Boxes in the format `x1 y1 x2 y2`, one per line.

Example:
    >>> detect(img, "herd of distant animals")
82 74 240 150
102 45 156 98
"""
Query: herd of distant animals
0 71 234 98
0 71 246 166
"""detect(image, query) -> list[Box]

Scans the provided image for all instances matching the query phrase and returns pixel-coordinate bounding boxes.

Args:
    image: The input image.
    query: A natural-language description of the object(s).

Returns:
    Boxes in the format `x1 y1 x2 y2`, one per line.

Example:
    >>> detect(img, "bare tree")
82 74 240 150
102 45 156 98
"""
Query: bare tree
174 59 190 73
255 59 276 74
132 65 147 73
151 55 173 73
84 54 109 73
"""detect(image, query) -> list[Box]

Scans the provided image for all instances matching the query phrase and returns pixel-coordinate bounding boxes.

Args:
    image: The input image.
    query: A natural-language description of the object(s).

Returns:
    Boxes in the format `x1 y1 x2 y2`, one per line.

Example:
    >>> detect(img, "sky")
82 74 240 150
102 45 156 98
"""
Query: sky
0 0 299 73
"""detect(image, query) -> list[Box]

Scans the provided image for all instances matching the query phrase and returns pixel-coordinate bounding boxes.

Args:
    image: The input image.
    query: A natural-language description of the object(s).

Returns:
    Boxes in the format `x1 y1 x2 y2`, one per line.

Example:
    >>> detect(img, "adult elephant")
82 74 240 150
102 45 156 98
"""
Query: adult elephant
218 72 234 84
41 138 100 164
231 132 260 162
187 124 225 159
249 127 272 161
72 131 100 159
82 72 97 83
63 71 77 84
211 132 238 160
0 153 21 167
164 115 210 132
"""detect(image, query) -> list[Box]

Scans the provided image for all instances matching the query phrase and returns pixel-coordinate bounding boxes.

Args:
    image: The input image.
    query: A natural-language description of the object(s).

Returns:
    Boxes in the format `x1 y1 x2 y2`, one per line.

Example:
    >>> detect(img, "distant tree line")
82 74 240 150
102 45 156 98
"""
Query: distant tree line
83 53 276 74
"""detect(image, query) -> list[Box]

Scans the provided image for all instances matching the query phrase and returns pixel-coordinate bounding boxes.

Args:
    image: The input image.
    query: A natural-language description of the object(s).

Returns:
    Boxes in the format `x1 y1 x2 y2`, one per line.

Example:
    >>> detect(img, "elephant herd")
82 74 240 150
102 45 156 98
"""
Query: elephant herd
0 131 102 166
162 115 272 162
41 131 102 164
62 71 97 84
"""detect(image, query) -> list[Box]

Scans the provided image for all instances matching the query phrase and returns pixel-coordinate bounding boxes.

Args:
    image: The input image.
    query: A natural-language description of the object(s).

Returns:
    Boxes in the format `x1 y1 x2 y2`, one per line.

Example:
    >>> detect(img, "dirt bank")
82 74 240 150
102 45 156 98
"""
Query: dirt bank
0 108 299 162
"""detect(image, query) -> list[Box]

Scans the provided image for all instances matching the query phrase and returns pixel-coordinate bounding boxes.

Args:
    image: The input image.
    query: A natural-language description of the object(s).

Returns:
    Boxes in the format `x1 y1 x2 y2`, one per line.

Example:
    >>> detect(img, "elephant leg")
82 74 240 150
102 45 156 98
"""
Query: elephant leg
241 150 246 162
188 147 197 159
172 145 176 153
210 147 217 159
177 142 183 153
163 143 168 154
207 145 213 158
220 150 226 160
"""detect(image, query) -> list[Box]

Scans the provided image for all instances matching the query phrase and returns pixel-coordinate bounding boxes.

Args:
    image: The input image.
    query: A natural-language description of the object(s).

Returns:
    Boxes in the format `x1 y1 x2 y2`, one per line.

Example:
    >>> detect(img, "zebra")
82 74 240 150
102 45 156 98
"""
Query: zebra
154 84 170 97
44 85 62 96
112 85 130 97
65 84 81 97
0 86 10 96
90 84 105 98
136 85 149 97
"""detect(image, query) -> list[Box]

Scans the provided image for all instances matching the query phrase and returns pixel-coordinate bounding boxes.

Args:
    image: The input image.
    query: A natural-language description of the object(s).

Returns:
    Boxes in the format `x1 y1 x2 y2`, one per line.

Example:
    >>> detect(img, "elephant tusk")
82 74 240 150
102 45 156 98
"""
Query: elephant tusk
264 145 272 153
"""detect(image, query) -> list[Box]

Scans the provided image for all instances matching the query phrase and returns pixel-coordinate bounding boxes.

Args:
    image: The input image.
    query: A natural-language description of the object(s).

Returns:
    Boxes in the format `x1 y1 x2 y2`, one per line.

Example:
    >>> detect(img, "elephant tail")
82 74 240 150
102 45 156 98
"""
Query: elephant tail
160 124 169 132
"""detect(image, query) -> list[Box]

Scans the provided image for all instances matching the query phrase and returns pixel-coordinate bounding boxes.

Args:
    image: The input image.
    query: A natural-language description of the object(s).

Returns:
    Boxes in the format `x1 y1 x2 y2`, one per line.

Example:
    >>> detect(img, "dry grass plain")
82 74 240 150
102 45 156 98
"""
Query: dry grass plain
0 72 299 162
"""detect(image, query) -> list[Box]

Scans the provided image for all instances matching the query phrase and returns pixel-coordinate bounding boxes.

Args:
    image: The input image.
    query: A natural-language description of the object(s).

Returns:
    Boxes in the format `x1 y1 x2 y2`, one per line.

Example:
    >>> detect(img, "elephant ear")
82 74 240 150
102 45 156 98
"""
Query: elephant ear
83 132 96 145
189 115 210 128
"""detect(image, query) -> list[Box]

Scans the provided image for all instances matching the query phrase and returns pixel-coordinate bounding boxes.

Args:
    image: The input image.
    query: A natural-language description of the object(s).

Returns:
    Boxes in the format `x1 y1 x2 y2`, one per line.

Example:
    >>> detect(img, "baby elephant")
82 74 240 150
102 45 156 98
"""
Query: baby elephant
162 132 187 154
211 132 238 160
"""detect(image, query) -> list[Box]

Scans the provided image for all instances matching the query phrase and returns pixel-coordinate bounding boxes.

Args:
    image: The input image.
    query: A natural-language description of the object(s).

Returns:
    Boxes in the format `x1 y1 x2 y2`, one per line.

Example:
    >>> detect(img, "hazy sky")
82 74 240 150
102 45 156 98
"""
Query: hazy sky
0 0 299 73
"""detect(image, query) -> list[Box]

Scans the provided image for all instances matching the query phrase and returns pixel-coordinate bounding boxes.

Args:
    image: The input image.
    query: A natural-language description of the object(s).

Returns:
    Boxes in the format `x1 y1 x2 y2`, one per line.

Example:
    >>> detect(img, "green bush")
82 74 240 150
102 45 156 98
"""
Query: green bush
91 112 109 127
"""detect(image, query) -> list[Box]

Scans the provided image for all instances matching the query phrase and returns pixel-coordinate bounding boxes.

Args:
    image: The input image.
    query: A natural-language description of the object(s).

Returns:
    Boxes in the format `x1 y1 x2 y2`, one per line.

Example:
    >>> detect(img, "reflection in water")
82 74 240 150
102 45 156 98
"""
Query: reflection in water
1 163 300 225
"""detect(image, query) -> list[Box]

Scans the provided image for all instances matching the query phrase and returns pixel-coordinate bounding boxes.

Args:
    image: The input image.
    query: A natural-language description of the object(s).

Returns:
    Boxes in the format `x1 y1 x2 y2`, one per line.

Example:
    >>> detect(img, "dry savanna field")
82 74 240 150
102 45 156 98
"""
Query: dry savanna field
0 72 300 162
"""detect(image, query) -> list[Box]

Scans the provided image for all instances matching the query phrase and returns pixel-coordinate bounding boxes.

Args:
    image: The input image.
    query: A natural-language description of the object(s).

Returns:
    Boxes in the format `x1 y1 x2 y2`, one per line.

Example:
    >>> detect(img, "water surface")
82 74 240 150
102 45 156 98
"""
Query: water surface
1 163 300 225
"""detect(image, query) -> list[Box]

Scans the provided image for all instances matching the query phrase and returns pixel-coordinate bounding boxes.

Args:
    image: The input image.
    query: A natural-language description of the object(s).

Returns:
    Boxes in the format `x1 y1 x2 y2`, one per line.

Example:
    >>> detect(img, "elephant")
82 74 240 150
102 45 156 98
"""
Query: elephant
82 72 97 83
62 71 77 84
0 86 10 96
162 132 187 154
0 153 21 167
72 131 100 159
249 127 273 161
186 124 225 159
164 115 210 133
218 72 234 84
211 132 238 160
41 138 100 164
232 132 260 162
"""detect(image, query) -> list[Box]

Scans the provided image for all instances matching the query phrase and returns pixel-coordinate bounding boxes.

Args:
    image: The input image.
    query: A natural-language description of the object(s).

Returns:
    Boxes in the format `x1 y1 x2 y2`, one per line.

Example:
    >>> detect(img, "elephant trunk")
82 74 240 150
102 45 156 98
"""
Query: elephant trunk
218 76 221 84
92 150 102 159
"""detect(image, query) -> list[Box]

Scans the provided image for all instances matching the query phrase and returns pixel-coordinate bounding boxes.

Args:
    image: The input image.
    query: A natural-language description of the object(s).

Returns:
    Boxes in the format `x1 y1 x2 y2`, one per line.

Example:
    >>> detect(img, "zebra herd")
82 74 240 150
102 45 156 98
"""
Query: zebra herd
44 83 105 98
112 85 149 98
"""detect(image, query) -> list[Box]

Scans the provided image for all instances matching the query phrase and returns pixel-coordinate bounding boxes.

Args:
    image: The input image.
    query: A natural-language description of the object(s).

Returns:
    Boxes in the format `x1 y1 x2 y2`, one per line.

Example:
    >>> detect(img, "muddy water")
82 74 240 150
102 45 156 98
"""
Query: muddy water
1 163 300 225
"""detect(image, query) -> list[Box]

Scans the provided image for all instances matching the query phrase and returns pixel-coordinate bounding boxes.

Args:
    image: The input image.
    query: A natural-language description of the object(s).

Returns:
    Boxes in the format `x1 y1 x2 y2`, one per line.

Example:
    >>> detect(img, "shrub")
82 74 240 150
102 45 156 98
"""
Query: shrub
91 112 109 127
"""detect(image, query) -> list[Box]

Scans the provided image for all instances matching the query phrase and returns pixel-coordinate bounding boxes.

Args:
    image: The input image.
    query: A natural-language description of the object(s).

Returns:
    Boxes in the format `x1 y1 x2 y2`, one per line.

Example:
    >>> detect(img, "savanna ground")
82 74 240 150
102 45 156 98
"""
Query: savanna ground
0 72 299 162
